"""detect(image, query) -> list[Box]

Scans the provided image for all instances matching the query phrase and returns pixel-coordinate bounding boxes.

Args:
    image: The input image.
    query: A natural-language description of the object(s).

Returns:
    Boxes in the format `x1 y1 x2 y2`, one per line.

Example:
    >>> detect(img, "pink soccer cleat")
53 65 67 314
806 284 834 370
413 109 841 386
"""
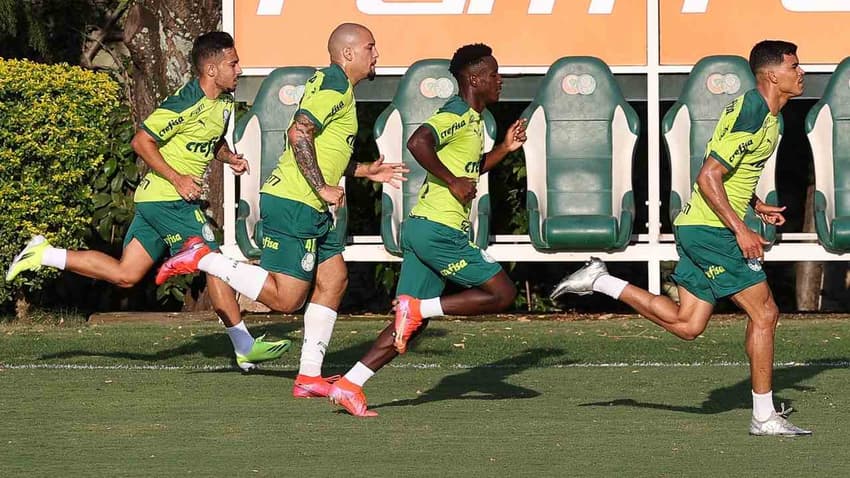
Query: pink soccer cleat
155 236 211 285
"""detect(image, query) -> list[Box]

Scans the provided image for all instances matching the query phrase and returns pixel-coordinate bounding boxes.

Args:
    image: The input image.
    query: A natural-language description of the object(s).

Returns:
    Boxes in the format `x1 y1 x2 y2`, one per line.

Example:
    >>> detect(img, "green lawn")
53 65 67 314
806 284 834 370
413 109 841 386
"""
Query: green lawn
1 315 848 477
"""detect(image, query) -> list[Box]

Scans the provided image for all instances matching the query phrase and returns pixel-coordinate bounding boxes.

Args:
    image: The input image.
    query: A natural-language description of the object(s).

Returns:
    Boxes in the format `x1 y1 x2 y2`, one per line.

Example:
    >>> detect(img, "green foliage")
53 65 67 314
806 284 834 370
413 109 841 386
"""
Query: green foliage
91 105 138 245
0 58 120 304
0 0 97 64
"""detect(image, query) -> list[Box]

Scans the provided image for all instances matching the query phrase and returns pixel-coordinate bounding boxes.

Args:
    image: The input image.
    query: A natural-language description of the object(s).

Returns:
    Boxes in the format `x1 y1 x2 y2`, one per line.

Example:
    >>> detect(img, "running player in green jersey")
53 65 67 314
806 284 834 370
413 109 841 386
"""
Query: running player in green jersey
552 40 811 436
328 43 527 417
6 32 291 371
156 23 407 398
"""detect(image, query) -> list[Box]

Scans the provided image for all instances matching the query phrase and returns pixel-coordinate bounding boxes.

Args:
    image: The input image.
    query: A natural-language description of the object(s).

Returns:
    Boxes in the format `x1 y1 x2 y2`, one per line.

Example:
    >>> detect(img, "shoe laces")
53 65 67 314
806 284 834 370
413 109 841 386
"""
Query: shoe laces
777 403 794 418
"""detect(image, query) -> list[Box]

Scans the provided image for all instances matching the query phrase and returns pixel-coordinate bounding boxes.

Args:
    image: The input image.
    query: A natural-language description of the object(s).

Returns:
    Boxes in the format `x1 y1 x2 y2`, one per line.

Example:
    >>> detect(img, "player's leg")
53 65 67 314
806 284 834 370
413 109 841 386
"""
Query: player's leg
732 282 811 436
157 236 312 313
440 270 516 315
330 241 445 417
156 195 315 313
392 218 515 352
552 227 718 340
159 201 291 370
6 211 160 286
293 234 348 398
619 282 715 341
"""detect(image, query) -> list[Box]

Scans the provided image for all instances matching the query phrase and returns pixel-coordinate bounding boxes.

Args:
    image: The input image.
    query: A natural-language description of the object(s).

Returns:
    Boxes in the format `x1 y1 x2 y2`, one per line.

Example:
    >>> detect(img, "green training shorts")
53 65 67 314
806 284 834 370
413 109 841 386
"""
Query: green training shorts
124 200 218 261
396 216 502 298
670 225 767 304
258 193 344 282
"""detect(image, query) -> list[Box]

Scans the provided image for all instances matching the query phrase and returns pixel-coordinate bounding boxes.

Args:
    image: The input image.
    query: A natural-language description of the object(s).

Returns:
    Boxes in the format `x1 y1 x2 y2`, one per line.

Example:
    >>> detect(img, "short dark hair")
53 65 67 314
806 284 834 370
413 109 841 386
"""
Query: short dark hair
191 31 235 74
749 40 797 74
449 43 493 80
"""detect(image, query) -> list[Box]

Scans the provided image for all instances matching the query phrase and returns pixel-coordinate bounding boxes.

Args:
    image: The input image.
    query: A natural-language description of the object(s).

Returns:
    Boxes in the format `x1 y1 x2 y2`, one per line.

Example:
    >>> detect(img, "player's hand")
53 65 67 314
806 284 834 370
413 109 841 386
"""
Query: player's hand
448 177 477 205
735 227 770 260
502 118 528 152
754 203 786 226
173 174 204 201
364 155 409 189
227 153 249 176
318 184 345 208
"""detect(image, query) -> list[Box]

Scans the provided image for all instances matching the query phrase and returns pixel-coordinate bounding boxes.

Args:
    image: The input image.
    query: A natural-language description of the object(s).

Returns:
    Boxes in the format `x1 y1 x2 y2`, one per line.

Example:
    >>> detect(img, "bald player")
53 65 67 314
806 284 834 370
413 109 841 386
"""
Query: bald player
157 23 408 397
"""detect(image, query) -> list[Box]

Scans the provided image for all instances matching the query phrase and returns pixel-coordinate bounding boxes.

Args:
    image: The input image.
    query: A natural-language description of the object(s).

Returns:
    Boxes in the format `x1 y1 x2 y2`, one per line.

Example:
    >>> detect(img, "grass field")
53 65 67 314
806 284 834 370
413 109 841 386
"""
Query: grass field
1 313 849 477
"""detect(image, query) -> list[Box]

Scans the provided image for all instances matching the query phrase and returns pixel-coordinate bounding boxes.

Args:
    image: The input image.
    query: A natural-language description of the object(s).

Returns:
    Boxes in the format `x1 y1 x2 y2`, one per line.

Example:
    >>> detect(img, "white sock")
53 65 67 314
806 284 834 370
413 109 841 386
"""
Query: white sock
592 275 628 299
298 303 337 377
344 361 375 387
197 253 268 300
41 247 67 270
420 297 443 318
752 390 775 421
226 320 254 356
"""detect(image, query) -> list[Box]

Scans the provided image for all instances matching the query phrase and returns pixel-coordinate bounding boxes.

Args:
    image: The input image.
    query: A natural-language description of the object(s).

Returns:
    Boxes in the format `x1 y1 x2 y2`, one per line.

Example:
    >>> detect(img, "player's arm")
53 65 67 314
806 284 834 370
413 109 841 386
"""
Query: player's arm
287 113 344 207
344 156 408 189
407 125 476 204
750 194 786 226
481 118 527 173
696 155 767 259
130 128 202 201
213 138 248 175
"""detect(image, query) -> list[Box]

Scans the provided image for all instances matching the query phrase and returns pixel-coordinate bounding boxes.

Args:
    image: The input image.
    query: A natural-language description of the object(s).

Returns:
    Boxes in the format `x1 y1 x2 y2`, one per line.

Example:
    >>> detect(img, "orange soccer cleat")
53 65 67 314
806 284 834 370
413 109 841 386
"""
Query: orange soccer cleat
328 377 377 417
393 294 424 354
292 374 341 398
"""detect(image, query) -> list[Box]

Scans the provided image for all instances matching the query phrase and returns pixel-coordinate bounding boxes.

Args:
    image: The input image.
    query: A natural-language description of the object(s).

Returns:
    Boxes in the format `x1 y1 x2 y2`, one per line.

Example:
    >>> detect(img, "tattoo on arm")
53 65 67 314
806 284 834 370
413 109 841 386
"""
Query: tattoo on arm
290 114 325 190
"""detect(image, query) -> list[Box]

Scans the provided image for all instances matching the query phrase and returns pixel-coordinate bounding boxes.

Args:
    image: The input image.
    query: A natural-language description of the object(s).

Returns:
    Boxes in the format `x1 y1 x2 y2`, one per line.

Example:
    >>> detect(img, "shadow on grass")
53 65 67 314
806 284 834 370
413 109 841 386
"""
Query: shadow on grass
370 347 571 410
578 358 849 414
38 321 453 378
38 322 306 364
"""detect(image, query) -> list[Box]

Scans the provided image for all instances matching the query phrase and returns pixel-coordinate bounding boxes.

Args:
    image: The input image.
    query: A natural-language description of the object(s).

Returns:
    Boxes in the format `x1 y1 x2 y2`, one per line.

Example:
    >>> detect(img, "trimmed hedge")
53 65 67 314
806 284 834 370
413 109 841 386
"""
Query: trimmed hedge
0 58 120 304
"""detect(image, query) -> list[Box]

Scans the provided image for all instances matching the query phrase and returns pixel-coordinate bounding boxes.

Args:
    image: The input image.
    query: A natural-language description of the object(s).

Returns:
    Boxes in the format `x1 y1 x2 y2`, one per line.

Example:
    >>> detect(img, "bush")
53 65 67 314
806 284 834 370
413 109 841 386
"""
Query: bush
0 58 120 305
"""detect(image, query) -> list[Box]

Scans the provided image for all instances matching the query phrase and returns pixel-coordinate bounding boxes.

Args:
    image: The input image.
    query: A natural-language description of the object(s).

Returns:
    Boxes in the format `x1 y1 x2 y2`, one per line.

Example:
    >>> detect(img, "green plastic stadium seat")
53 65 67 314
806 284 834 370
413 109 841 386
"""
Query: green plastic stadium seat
374 59 497 256
232 67 347 259
807 57 850 252
522 56 639 251
663 55 782 242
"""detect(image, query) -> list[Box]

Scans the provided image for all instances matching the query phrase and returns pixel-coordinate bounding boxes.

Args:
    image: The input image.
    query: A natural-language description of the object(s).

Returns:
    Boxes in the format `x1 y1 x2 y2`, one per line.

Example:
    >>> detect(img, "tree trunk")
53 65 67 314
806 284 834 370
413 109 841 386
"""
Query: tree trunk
184 160 225 312
123 0 221 123
122 0 222 311
795 183 823 311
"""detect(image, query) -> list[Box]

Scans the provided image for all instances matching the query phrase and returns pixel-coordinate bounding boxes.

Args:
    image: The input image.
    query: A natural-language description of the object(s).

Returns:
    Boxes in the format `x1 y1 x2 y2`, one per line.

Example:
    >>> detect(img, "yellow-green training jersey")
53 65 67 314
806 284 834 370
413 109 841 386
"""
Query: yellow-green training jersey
260 63 356 211
674 89 779 228
410 96 485 232
135 79 234 203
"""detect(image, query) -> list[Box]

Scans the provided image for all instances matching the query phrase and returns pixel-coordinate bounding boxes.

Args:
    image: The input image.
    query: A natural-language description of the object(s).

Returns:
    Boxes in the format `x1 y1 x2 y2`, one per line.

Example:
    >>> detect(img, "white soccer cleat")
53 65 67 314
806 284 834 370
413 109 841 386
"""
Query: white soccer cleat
749 410 812 437
550 257 609 299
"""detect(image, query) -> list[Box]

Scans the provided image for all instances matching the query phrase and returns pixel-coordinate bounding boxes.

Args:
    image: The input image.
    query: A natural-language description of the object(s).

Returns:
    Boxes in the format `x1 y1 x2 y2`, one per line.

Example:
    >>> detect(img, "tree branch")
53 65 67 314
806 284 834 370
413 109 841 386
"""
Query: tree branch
81 0 131 68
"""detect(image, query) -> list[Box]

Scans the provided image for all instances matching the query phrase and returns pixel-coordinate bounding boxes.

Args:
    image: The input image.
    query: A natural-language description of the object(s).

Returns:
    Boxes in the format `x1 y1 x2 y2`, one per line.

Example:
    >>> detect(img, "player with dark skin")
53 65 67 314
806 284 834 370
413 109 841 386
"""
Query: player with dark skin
329 44 527 416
